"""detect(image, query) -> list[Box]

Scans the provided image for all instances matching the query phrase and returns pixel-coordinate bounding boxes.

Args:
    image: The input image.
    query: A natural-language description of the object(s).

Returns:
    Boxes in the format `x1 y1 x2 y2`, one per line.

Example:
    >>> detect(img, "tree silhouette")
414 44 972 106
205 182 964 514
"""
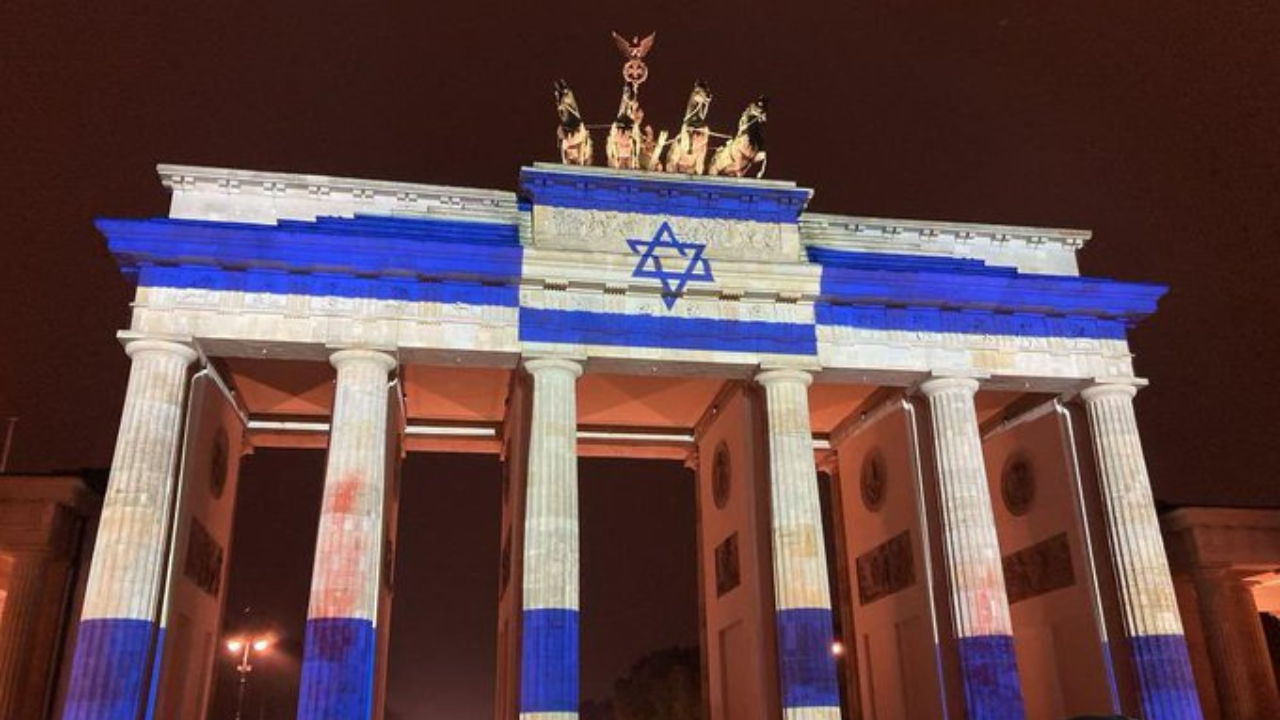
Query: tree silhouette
610 645 703 720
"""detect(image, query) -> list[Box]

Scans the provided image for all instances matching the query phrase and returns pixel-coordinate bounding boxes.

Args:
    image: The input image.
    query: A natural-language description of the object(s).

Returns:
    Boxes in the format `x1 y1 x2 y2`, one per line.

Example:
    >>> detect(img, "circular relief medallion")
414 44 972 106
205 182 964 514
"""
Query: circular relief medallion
712 443 732 510
860 450 888 512
1001 454 1036 516
209 427 229 500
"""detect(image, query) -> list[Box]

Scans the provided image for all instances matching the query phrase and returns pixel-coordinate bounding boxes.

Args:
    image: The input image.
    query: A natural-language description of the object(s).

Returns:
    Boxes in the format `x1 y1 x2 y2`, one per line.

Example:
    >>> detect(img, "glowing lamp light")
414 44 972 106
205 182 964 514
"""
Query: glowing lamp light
225 633 272 720
830 640 845 658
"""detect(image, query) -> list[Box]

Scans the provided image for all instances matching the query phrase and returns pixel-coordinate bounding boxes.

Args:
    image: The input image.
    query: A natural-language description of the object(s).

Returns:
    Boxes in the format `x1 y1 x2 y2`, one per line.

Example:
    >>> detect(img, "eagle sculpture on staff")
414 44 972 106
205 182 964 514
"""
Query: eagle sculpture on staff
612 31 655 85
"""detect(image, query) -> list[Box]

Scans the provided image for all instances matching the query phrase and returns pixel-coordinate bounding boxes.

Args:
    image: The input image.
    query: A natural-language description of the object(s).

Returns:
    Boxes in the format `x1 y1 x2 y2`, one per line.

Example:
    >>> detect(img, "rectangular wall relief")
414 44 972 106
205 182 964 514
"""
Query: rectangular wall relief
856 530 915 605
1002 532 1075 604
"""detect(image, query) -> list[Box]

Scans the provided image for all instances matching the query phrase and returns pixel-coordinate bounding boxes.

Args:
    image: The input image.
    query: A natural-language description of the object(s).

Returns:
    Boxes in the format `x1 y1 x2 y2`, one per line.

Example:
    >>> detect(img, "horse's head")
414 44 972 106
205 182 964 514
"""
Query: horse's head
684 80 713 127
554 79 581 127
734 97 768 151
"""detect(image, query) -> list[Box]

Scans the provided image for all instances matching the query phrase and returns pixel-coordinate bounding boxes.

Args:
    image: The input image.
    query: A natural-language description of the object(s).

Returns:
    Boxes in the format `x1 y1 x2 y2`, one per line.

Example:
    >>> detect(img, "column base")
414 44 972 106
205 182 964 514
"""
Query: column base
776 608 840 710
63 618 157 720
1130 634 1203 720
519 609 579 715
298 617 376 720
956 635 1025 720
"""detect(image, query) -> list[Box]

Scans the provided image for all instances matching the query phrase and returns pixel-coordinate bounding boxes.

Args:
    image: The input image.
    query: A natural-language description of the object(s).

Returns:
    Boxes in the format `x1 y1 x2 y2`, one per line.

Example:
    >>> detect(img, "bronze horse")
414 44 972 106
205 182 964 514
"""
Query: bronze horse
665 80 713 175
708 96 768 178
554 79 593 166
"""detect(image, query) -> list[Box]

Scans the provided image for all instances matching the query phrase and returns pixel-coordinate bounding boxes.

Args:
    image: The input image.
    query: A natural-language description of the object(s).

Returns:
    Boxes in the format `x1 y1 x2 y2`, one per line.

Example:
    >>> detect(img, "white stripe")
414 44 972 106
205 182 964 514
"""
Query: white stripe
818 325 1134 381
133 286 519 354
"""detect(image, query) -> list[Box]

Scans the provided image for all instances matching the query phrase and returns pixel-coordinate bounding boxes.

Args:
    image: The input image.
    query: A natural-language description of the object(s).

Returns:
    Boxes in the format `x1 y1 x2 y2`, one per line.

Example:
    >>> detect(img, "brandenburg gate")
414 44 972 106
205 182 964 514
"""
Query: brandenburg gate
51 153 1206 720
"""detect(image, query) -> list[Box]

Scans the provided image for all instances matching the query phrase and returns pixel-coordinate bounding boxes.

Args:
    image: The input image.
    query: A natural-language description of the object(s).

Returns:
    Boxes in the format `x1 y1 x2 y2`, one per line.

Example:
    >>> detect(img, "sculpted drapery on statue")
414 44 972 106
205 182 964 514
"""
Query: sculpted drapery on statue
553 32 770 178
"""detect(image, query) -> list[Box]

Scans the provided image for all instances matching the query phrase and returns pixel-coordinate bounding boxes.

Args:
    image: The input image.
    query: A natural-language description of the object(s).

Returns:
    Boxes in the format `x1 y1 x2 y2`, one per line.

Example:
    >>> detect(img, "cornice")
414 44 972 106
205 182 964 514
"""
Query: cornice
800 212 1091 250
157 163 524 224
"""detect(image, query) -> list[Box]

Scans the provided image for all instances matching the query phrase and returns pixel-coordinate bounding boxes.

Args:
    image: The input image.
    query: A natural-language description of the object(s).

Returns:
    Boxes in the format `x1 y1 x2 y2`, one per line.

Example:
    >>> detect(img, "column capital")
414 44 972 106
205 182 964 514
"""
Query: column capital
754 367 812 388
523 356 583 379
1080 382 1140 403
123 338 198 364
329 348 398 373
917 375 980 398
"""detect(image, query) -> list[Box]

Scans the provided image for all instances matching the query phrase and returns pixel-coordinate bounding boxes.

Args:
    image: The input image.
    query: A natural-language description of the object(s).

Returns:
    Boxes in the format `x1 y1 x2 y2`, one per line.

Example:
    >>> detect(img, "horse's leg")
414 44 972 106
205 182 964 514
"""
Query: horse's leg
711 140 732 174
754 151 767 178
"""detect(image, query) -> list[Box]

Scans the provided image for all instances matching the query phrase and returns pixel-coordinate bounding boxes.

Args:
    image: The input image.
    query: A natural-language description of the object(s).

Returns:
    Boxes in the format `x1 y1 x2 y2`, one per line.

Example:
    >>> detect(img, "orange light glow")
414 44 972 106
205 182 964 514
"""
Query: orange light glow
253 638 270 652
830 640 845 658
226 639 244 653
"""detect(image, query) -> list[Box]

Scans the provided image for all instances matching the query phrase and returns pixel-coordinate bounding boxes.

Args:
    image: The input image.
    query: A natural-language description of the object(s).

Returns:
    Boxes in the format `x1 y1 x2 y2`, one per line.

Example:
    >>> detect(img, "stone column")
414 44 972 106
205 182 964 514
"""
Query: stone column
756 369 841 720
1193 568 1280 719
1080 382 1202 719
917 376 1025 720
519 357 582 720
298 349 397 720
62 338 197 720
0 553 48 717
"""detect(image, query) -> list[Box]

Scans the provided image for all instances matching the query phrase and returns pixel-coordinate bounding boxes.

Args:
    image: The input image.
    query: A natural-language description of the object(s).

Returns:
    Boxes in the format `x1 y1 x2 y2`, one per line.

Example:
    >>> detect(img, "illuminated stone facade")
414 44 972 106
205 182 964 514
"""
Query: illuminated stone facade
46 161 1217 720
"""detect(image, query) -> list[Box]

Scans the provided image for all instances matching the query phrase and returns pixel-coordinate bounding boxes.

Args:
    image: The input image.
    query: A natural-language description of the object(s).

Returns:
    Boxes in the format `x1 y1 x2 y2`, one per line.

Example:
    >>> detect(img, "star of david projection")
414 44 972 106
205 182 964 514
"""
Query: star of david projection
626 221 714 309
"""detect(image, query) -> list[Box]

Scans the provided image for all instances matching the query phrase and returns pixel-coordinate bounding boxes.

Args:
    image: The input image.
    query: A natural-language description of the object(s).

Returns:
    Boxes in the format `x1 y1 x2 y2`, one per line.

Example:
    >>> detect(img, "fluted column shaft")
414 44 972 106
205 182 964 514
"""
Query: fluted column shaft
519 357 582 720
1193 569 1280 719
62 339 197 720
298 350 397 720
756 369 841 720
0 553 49 717
918 377 1025 720
1081 383 1202 720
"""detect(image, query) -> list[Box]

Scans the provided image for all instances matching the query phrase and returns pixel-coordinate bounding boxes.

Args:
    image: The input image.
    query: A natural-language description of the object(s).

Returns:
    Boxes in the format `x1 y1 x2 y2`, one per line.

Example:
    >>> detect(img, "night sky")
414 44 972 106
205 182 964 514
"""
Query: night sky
3 2 1278 717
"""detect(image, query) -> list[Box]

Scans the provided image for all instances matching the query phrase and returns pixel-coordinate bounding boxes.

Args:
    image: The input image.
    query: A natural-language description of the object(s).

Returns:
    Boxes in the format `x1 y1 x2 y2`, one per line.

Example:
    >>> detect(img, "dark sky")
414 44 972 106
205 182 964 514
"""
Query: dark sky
3 0 1279 716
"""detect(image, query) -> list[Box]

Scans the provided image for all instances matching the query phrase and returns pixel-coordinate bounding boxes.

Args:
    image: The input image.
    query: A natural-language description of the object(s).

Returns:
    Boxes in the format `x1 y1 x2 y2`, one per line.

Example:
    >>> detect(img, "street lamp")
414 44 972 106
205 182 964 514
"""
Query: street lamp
226 636 271 720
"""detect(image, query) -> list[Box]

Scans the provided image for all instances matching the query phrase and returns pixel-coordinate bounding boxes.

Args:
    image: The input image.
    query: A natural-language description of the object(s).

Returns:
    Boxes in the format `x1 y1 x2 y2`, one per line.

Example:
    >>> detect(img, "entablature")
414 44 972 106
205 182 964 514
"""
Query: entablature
94 162 1167 387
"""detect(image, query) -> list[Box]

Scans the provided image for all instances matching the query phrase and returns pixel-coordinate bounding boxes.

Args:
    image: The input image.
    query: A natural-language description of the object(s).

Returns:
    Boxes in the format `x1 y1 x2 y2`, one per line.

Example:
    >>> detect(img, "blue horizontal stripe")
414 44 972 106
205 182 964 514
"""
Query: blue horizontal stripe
776 608 840 708
63 618 157 720
136 265 519 307
98 215 522 282
520 167 811 223
808 246 1011 275
955 634 1026 720
1130 634 1203 719
816 303 1129 340
811 247 1165 320
519 308 817 355
520 608 579 713
298 617 376 720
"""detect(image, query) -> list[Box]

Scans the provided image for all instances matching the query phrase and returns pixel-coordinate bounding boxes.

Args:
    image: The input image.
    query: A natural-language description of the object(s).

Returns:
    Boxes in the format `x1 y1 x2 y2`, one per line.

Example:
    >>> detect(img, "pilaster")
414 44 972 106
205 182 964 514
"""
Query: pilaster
0 553 49 717
1193 568 1280 719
